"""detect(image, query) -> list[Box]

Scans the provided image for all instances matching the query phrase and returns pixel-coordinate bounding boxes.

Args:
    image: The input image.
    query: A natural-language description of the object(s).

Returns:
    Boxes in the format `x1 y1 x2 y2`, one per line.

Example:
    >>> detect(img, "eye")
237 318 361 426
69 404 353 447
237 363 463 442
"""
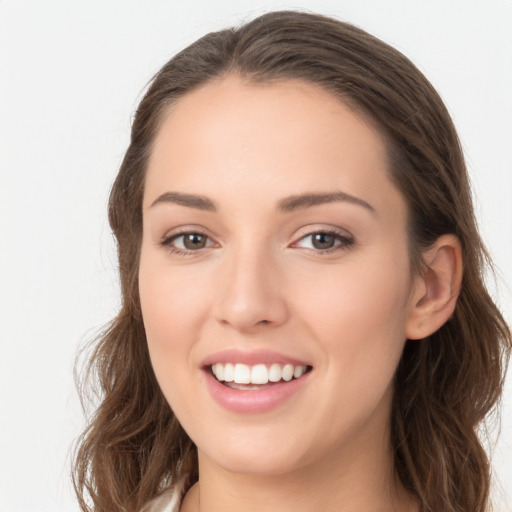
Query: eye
161 231 216 253
293 230 354 253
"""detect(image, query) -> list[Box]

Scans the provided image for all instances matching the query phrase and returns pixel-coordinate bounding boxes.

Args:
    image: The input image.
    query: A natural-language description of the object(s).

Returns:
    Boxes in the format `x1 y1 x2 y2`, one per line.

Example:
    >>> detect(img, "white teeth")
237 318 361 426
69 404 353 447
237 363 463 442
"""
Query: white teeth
211 362 308 385
268 363 282 382
293 365 306 378
214 363 224 381
282 364 294 381
251 364 268 384
234 363 251 384
224 363 235 382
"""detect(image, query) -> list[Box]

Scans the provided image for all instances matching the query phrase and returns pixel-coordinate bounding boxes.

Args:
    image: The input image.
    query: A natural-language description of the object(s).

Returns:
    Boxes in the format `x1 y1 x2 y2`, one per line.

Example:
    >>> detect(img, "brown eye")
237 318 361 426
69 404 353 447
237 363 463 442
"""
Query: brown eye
311 233 336 250
182 233 208 250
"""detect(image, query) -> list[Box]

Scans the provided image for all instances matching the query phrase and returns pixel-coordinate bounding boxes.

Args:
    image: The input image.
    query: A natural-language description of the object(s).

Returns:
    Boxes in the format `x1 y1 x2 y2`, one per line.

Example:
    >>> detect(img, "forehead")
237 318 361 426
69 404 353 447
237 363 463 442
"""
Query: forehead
144 75 404 221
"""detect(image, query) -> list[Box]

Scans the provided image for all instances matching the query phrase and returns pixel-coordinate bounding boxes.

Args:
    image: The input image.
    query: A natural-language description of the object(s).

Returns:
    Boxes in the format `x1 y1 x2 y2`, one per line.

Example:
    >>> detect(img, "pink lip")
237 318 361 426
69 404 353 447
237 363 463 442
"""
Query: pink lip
200 349 312 414
201 349 310 367
203 370 311 413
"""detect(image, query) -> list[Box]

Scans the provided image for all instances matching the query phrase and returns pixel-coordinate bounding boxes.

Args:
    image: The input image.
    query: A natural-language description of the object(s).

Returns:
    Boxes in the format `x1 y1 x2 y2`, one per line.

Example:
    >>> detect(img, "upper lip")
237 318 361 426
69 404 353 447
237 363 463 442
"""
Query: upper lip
201 349 311 368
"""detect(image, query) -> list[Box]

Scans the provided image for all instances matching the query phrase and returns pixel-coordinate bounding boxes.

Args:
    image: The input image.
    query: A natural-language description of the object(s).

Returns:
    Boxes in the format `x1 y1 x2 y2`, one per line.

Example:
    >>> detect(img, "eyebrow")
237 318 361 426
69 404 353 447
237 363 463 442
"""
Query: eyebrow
149 190 375 214
278 191 375 214
149 191 217 211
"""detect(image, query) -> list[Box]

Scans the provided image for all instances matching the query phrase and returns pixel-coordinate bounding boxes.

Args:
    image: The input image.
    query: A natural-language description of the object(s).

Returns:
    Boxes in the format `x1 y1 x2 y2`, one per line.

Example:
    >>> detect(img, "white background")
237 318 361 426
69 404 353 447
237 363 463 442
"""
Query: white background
0 1 510 511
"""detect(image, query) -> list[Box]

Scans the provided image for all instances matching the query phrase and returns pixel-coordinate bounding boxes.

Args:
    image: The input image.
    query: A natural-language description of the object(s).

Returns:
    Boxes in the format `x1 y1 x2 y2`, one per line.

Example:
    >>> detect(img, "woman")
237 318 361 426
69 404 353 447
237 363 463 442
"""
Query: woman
73 11 511 512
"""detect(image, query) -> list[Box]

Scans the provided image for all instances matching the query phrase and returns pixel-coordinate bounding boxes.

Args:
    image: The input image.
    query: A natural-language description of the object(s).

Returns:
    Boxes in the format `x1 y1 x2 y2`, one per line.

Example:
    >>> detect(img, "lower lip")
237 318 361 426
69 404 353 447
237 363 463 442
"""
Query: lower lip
203 370 310 414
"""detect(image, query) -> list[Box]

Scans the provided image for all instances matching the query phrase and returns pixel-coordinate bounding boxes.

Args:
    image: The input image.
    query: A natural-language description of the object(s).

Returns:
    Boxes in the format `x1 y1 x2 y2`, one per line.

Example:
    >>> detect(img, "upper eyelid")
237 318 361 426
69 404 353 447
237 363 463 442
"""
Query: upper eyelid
160 225 217 242
291 224 353 241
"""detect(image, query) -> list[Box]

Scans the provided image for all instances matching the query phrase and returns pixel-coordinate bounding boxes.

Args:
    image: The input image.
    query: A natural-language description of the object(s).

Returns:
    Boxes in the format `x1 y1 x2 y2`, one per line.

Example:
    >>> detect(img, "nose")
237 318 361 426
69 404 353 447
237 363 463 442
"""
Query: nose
213 247 289 333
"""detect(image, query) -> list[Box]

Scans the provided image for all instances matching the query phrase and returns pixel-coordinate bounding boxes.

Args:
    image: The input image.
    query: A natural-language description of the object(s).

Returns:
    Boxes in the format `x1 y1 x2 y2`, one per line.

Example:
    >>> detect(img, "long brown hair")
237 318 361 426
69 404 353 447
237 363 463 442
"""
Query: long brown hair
73 11 511 512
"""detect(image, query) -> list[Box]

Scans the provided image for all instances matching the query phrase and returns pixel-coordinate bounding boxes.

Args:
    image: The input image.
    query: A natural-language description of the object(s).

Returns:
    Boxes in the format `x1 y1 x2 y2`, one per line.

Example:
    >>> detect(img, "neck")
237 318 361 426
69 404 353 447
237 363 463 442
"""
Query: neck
181 432 418 512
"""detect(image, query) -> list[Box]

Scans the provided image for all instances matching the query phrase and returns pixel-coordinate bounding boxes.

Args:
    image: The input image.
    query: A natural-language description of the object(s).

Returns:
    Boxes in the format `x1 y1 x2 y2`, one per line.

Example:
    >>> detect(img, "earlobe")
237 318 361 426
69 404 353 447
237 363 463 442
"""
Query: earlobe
406 234 463 340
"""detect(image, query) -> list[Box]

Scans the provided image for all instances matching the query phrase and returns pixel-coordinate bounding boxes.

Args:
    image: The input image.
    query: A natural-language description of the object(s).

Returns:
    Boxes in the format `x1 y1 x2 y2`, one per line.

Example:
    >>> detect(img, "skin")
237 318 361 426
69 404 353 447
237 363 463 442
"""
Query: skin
139 76 461 512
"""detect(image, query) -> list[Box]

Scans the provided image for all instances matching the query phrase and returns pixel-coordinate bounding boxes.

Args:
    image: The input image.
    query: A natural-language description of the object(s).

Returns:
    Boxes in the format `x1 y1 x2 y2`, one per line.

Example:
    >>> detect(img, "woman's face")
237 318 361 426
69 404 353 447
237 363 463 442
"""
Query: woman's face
139 76 421 476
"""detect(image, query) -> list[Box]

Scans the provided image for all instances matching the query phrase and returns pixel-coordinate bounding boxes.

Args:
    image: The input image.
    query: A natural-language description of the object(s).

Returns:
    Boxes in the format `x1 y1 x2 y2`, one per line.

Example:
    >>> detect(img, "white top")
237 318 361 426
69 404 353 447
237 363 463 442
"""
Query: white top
156 490 180 512
144 479 186 512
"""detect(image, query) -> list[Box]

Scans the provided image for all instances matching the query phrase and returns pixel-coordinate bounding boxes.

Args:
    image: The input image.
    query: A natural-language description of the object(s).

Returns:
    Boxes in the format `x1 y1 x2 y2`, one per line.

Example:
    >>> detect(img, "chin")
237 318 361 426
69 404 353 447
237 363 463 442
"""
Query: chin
203 446 307 477
194 423 317 477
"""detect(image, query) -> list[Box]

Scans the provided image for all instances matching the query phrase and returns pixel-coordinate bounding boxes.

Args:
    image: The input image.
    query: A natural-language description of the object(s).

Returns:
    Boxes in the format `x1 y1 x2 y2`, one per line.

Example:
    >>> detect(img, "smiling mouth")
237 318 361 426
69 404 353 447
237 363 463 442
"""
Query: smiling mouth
209 362 313 390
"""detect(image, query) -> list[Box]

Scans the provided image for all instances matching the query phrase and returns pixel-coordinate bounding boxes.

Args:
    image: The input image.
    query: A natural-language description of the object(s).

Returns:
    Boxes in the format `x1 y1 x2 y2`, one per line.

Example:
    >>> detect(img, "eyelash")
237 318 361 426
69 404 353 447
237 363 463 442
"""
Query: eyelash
159 229 354 256
292 229 354 254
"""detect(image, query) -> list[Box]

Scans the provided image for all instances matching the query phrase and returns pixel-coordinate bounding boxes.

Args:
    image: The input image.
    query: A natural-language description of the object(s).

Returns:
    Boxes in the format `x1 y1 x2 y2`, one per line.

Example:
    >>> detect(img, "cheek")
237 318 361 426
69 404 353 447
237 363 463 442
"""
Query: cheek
298 252 410 324
292 250 413 381
138 264 208 431
286 256 412 446
139 245 211 337
138 251 211 392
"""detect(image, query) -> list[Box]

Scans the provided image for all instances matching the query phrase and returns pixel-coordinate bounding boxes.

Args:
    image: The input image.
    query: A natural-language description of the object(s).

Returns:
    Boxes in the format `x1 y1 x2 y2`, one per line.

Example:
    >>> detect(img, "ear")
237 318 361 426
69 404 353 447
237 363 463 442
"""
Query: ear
406 234 463 340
